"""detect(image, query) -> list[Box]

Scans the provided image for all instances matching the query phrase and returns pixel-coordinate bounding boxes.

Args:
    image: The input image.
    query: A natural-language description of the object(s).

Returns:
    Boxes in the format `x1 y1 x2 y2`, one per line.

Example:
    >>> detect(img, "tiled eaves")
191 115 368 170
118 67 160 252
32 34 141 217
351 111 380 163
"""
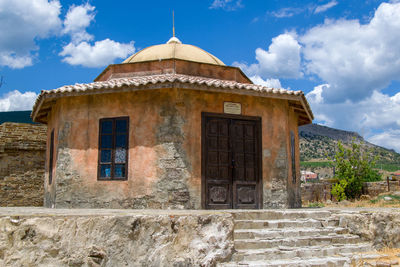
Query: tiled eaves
31 74 314 123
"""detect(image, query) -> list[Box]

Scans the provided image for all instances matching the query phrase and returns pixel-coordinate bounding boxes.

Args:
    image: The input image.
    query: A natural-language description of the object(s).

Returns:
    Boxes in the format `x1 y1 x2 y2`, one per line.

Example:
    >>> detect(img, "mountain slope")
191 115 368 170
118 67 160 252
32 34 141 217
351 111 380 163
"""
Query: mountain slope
299 124 400 166
0 111 35 124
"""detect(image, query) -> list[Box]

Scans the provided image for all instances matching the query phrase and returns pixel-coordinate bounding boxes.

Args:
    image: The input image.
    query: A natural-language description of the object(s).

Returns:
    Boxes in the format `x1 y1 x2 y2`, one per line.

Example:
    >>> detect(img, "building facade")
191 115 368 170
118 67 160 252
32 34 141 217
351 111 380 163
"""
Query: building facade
32 37 313 209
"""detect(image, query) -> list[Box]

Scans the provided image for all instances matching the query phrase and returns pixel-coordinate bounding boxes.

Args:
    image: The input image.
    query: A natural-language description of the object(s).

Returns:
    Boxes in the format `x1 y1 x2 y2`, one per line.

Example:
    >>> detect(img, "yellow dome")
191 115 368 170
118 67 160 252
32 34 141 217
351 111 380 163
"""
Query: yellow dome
123 37 225 66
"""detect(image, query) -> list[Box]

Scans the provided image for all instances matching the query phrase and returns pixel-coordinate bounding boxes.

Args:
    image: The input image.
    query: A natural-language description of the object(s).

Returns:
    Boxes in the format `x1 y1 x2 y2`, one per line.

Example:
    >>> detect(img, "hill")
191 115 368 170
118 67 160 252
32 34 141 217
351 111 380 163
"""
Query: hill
299 124 400 173
0 111 35 124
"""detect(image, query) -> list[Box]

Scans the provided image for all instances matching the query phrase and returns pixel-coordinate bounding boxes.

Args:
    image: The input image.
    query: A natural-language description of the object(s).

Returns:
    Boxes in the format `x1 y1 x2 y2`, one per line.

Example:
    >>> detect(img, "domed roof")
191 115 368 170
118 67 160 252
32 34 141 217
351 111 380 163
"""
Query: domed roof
122 37 225 66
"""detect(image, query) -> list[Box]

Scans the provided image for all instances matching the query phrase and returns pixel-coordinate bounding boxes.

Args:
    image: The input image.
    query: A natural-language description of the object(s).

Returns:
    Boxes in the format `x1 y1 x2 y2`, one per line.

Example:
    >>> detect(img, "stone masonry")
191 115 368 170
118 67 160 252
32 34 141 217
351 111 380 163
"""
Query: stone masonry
0 208 234 266
263 145 289 208
363 181 400 197
0 207 399 266
301 182 332 203
0 123 46 206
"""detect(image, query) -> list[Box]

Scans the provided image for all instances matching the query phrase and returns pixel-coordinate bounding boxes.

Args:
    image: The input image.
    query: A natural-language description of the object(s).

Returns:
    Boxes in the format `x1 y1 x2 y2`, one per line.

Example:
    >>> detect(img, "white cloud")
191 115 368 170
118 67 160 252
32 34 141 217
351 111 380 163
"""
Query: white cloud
368 130 400 153
270 7 303 18
62 3 95 43
306 84 400 152
314 1 338 14
250 75 282 88
0 90 38 111
60 39 135 68
0 53 33 69
298 2 400 152
0 0 62 68
59 3 135 68
209 0 243 11
307 86 400 131
269 2 336 18
300 2 400 103
234 33 302 79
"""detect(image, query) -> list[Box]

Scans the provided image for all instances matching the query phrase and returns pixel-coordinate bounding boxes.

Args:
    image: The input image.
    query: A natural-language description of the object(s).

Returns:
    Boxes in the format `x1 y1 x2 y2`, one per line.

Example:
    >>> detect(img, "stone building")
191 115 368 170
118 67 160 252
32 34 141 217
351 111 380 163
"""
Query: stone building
32 37 313 209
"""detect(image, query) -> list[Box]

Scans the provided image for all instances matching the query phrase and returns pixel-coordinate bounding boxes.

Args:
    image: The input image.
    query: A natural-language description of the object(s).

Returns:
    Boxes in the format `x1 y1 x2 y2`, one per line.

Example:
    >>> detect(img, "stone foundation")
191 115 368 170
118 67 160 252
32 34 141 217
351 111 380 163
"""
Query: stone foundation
0 208 234 266
0 208 399 266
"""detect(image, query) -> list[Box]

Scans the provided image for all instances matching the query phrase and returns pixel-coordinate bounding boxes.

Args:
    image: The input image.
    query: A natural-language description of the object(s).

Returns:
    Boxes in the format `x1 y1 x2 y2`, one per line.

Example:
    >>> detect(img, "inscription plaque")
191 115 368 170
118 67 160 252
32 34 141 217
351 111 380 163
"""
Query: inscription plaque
224 102 241 115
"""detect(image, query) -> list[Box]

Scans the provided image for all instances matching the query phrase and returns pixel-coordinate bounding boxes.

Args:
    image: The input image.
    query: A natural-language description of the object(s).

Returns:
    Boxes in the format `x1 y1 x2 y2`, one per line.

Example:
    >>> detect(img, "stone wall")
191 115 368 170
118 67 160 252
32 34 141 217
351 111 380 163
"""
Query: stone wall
301 180 400 203
0 207 399 266
0 208 234 266
0 123 46 206
263 145 289 208
301 182 332 203
362 181 400 197
333 210 400 249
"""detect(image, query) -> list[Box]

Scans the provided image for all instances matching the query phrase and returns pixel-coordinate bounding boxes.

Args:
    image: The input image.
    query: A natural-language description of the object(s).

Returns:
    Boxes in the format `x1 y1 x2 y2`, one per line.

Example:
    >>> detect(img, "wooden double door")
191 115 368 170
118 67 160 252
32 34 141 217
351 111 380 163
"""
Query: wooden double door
202 113 262 209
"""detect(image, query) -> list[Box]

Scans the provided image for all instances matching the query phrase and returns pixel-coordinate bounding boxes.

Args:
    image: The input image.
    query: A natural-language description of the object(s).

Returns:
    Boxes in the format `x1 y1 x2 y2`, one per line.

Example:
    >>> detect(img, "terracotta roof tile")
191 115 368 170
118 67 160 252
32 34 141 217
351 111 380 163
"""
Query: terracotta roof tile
32 74 313 123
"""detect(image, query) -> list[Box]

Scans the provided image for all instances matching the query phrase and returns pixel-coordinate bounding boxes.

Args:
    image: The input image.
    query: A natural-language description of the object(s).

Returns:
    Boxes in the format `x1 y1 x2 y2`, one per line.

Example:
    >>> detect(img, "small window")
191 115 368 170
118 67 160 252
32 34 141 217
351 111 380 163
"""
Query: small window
98 117 129 180
290 131 296 183
49 130 54 185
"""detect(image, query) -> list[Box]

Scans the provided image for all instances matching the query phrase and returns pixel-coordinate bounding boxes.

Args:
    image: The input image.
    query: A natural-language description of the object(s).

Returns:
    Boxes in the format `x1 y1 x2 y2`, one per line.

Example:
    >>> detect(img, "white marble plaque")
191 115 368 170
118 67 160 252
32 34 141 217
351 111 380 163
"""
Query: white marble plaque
224 102 241 115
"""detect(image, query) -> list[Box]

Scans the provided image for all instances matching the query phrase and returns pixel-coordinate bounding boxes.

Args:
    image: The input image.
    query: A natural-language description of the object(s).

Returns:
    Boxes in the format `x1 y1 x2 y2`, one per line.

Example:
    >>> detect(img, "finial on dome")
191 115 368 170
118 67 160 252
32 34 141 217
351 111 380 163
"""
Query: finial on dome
173 10 175 37
167 36 182 44
167 10 182 44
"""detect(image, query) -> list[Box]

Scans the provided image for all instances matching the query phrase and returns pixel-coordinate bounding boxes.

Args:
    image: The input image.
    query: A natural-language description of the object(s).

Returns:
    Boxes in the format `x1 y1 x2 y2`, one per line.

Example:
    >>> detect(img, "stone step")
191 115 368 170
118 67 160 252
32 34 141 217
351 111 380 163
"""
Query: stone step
232 210 332 221
234 227 349 240
231 243 373 262
218 256 351 267
234 234 362 250
218 253 383 267
234 218 339 230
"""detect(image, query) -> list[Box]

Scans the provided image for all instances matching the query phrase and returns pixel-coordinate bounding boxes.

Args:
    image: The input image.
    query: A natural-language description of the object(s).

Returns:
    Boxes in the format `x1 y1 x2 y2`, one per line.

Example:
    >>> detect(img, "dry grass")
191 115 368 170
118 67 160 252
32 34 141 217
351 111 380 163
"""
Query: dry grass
322 193 400 208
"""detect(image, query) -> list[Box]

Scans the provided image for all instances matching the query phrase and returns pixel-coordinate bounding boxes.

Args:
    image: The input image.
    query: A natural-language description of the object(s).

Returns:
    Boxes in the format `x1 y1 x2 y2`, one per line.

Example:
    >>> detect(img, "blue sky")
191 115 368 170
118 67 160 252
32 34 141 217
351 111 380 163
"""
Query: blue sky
0 0 400 152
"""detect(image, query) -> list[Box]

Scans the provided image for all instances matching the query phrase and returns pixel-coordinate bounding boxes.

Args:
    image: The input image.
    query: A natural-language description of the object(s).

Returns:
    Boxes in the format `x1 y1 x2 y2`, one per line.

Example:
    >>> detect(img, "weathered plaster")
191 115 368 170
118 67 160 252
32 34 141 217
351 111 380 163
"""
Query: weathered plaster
44 87 301 209
287 108 302 208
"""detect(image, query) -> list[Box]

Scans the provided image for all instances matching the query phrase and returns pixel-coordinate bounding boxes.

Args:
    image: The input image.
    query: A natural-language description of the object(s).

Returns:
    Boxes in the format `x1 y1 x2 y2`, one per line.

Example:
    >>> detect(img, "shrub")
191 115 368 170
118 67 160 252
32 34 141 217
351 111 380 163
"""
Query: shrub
331 140 381 200
331 179 347 201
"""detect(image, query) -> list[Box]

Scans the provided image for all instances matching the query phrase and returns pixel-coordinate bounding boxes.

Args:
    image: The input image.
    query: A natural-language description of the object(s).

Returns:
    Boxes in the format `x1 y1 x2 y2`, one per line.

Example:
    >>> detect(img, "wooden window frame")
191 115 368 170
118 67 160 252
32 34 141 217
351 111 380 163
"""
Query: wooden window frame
97 117 129 181
49 129 54 185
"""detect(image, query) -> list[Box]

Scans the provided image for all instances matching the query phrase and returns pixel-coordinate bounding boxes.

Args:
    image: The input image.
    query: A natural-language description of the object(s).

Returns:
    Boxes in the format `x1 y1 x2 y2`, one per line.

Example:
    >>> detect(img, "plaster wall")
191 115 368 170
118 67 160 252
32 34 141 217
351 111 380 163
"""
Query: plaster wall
44 88 300 209
287 108 302 208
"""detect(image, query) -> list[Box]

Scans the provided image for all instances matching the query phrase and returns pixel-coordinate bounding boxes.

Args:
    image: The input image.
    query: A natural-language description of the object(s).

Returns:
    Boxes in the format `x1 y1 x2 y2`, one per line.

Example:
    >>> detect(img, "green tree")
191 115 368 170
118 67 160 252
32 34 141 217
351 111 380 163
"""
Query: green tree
331 140 381 200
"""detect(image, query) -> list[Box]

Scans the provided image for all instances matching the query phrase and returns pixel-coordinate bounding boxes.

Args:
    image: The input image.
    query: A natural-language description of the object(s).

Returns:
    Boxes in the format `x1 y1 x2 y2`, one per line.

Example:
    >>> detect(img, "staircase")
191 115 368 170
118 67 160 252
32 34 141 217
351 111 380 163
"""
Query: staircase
218 210 379 267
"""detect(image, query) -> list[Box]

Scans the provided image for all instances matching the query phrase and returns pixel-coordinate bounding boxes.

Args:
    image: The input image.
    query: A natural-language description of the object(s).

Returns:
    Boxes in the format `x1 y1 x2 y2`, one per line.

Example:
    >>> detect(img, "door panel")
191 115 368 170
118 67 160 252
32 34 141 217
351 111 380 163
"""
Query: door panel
205 118 232 209
203 114 261 209
207 182 231 205
231 120 259 209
